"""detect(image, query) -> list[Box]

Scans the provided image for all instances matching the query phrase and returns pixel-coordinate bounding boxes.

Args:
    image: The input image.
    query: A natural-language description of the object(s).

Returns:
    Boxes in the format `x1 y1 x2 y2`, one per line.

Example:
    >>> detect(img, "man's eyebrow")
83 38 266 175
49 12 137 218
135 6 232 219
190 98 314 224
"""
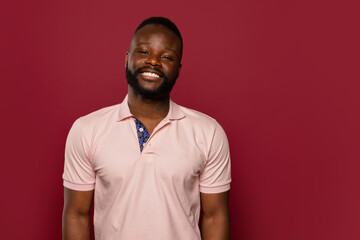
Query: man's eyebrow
135 42 179 57
165 47 180 57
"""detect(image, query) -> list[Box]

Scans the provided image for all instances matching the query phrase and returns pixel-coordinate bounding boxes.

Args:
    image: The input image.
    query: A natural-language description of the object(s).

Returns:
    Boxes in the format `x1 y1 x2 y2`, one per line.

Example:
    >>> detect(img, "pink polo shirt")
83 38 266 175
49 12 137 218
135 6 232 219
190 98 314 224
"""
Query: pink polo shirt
63 95 231 240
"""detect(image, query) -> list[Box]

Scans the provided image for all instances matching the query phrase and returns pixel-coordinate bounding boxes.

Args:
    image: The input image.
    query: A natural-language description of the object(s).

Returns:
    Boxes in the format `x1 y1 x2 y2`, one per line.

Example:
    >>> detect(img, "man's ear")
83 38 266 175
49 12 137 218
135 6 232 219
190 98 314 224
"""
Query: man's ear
125 52 129 67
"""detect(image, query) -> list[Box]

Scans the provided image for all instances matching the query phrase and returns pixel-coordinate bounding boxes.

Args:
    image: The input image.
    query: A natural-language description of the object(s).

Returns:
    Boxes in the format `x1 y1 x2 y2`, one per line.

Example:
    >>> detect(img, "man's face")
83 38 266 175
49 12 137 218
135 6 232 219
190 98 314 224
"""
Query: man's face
126 24 182 99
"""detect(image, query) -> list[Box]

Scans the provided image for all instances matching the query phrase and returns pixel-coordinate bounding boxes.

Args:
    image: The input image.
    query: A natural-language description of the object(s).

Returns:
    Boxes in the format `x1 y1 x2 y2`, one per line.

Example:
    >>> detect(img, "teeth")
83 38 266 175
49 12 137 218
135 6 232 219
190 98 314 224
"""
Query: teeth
142 72 160 78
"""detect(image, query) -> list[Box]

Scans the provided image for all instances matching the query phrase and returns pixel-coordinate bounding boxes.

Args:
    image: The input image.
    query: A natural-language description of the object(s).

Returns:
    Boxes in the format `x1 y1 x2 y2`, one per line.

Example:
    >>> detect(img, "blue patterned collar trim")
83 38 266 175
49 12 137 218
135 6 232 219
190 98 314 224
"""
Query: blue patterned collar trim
132 116 150 152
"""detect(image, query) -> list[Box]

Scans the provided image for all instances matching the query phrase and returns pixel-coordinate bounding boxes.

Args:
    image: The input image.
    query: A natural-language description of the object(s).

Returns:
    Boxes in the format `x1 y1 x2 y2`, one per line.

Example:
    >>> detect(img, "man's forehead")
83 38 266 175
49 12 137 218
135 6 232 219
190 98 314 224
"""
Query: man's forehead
131 24 180 45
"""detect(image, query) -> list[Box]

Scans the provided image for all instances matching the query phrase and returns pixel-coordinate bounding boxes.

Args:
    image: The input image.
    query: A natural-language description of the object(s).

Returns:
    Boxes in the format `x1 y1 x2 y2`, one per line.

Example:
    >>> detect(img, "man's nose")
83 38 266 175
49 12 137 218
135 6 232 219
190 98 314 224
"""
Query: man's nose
145 55 161 67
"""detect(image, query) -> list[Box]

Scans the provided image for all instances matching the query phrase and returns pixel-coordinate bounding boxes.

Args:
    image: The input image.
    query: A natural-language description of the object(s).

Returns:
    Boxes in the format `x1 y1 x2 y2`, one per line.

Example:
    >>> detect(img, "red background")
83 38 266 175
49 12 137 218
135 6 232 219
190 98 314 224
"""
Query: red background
1 0 359 239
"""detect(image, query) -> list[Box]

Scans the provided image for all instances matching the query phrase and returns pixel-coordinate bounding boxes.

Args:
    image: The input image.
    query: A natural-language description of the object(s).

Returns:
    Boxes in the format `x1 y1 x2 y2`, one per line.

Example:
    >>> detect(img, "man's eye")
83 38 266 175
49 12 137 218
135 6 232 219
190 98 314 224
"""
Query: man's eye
162 56 173 61
138 51 149 55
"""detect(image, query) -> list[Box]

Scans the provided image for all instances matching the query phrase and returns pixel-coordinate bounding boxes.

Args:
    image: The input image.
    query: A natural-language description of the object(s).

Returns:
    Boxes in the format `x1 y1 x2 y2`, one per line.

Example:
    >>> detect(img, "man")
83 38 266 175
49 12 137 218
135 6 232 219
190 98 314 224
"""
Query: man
62 17 231 240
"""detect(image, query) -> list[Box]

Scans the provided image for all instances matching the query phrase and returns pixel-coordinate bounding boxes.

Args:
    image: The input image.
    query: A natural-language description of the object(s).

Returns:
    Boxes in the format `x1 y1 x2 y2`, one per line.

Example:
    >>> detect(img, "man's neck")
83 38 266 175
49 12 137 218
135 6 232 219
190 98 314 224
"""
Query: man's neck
127 87 170 121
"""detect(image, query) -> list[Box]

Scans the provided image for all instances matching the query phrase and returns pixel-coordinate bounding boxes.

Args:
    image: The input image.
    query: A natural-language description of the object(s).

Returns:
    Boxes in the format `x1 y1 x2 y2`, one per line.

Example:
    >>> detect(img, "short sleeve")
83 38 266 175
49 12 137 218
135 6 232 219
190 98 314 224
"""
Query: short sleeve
200 122 231 194
62 119 95 191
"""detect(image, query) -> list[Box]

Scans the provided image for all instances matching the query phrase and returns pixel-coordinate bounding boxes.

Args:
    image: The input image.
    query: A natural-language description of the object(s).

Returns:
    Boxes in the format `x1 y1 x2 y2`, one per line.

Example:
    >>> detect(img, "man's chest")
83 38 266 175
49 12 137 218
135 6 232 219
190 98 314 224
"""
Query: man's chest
90 122 208 188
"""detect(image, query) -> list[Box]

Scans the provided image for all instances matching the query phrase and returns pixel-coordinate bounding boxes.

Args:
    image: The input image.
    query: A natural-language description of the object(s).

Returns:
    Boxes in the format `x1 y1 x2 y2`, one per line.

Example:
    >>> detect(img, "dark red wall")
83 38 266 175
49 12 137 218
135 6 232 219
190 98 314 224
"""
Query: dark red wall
1 0 359 239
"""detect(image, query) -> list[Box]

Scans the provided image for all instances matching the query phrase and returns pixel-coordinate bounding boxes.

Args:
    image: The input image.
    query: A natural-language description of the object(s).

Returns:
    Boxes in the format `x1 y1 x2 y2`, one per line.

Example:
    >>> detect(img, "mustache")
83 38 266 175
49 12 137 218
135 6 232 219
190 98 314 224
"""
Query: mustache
135 66 164 78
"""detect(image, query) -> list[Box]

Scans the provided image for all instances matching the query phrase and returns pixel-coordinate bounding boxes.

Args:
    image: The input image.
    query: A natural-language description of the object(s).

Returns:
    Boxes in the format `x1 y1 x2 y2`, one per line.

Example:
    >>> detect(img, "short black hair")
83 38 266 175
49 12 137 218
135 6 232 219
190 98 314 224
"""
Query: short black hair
135 17 183 48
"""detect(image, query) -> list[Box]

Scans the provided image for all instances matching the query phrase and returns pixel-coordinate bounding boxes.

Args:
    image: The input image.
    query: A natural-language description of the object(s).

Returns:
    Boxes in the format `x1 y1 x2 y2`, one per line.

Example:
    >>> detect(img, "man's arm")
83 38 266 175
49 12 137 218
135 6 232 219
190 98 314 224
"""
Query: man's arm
62 187 94 240
201 191 230 240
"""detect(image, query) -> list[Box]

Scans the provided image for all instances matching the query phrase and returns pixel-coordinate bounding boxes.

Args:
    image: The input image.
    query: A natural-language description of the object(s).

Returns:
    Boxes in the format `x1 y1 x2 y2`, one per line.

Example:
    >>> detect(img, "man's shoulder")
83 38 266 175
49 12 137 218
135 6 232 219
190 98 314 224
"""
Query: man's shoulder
75 104 121 129
175 104 228 143
177 104 220 128
179 105 214 120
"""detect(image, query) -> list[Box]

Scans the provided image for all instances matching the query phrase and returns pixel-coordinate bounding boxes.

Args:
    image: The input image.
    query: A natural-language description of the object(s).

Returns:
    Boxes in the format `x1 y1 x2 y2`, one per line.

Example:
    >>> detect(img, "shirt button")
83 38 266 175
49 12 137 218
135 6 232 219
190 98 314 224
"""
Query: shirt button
139 128 143 132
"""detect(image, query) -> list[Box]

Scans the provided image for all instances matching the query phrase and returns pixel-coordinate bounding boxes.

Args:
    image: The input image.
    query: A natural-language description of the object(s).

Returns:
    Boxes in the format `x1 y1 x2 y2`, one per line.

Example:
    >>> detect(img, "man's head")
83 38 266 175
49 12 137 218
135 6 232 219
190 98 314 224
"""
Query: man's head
125 17 183 100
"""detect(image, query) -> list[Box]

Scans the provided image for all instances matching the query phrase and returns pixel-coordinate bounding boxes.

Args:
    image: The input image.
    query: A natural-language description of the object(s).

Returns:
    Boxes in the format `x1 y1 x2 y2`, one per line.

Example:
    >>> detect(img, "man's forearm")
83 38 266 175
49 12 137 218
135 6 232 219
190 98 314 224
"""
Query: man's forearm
201 214 230 240
62 214 91 240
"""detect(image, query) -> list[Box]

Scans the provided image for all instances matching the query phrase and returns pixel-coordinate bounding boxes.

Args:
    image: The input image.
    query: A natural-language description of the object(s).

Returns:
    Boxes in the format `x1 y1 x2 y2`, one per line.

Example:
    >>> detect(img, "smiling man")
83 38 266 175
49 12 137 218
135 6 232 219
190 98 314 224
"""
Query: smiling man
62 17 231 240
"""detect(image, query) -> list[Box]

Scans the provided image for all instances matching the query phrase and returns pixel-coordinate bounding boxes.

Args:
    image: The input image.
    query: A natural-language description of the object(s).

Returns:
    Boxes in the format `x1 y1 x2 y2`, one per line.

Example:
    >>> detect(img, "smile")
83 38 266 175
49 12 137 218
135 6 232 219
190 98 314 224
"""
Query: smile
141 72 160 78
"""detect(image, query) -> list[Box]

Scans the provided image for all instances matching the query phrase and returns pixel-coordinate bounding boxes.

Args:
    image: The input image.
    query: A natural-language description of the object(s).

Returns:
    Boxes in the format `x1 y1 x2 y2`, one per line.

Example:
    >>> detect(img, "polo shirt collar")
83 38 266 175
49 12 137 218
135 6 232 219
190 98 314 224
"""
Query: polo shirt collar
117 95 132 121
117 94 185 121
167 99 185 120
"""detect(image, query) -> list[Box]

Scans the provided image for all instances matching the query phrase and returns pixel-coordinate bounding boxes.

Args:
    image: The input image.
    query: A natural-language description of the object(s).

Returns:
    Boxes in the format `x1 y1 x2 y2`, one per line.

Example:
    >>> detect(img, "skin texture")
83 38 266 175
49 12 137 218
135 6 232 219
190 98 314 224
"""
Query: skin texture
62 188 93 240
62 23 230 240
201 191 230 240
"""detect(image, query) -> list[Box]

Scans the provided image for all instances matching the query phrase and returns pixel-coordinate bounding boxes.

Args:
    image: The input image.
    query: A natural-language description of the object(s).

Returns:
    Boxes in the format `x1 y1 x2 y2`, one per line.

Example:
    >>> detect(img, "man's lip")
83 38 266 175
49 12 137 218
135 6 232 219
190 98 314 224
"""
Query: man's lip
140 72 162 81
139 68 163 78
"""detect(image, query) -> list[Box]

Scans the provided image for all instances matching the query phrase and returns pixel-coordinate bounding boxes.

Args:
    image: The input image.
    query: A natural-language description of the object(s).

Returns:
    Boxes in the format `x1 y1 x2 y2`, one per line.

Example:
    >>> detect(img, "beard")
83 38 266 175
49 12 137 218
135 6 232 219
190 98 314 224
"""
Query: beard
126 64 178 100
